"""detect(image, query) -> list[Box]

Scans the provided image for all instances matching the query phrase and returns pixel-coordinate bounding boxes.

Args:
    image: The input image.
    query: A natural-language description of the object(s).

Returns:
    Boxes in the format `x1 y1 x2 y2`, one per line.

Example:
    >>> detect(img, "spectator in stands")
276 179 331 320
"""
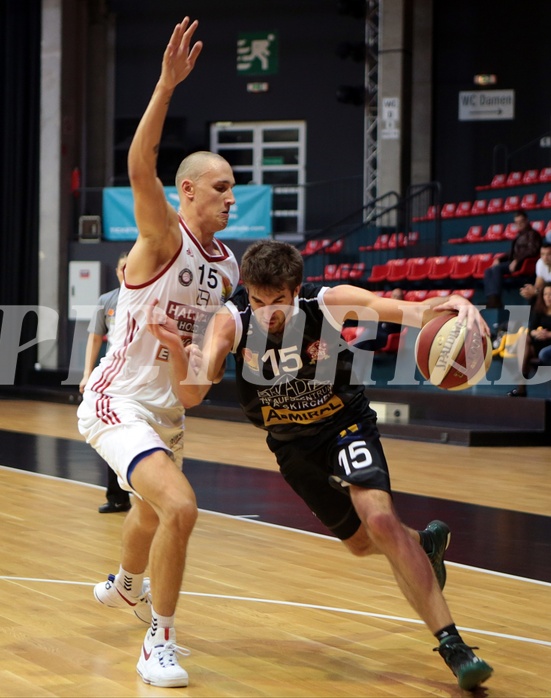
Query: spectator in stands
507 282 551 397
519 241 551 303
484 210 542 308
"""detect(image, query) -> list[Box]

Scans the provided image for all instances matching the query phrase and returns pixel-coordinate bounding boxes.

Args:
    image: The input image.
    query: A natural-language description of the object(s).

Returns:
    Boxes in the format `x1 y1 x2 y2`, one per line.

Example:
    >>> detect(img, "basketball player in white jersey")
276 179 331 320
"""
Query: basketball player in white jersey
77 17 239 688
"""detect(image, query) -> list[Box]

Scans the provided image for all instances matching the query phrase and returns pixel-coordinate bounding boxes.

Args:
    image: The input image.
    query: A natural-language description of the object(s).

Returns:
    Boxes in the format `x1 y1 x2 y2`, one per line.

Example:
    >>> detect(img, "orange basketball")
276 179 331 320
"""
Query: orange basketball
415 313 492 391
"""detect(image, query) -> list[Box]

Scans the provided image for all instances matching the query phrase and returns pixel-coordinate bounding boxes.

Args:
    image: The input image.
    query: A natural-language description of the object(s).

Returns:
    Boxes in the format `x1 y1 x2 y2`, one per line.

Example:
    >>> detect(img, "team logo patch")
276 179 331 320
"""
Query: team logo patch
242 347 260 372
179 268 193 287
305 340 330 363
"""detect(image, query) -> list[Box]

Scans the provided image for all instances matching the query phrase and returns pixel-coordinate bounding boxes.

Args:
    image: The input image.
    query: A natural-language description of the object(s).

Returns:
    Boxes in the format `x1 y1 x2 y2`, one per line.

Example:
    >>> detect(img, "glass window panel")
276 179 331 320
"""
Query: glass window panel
263 171 299 185
273 216 299 233
263 129 300 143
234 171 254 185
262 147 299 166
217 148 253 167
273 192 298 209
217 130 254 144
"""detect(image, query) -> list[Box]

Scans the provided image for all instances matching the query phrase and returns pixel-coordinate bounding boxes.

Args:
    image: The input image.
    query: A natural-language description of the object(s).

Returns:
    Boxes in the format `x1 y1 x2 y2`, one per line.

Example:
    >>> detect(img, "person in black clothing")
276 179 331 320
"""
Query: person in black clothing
507 282 551 397
484 209 542 308
79 252 131 513
147 240 493 691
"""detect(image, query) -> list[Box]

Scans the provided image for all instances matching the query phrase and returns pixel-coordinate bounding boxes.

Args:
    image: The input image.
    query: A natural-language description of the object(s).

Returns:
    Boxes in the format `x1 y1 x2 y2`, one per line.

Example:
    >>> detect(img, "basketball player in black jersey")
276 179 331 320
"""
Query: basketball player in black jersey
147 240 493 691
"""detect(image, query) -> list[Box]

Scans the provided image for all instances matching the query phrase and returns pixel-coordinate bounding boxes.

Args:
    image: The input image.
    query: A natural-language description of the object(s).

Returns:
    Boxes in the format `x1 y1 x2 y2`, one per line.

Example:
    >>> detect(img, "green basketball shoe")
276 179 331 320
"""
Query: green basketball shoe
423 520 451 590
435 636 493 690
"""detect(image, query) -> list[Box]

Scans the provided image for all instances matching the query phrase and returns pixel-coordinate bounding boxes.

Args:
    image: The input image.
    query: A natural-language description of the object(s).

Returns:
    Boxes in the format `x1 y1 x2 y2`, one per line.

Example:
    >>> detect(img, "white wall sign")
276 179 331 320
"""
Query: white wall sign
381 96 400 140
458 90 515 121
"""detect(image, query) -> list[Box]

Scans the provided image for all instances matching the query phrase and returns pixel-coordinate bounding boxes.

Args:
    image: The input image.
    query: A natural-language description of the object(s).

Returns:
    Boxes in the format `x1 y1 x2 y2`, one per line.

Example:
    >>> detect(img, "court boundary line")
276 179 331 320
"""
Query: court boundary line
0 574 549 649
1 463 550 590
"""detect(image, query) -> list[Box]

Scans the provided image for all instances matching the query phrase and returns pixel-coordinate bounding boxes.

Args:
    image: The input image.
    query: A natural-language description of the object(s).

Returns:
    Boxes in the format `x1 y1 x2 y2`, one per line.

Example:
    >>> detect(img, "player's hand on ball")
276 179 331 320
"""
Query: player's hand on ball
432 294 489 336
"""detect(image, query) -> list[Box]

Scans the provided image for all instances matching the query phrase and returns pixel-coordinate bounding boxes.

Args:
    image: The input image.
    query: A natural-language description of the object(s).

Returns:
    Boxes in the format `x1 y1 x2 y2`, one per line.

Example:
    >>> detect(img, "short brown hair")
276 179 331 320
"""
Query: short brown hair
240 240 303 292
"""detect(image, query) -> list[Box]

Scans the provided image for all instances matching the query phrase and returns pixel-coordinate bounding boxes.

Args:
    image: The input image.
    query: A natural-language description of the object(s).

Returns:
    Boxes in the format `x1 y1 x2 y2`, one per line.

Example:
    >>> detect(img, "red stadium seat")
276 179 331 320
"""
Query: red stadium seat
520 192 539 210
341 325 363 344
441 203 457 218
373 233 390 249
427 289 452 298
405 257 431 282
323 264 339 281
503 195 521 211
487 197 504 214
448 225 484 245
367 263 390 283
406 230 420 246
301 239 324 256
326 239 344 254
539 191 551 208
348 262 366 280
507 257 538 278
359 233 388 252
376 328 407 354
386 258 409 283
387 232 407 248
483 223 504 242
336 263 352 280
503 223 519 240
425 205 438 219
470 200 488 215
404 289 430 302
506 171 523 186
540 168 551 183
523 169 540 184
455 288 475 300
455 201 472 217
449 254 477 280
472 253 496 279
427 256 454 281
490 173 506 188
531 220 545 235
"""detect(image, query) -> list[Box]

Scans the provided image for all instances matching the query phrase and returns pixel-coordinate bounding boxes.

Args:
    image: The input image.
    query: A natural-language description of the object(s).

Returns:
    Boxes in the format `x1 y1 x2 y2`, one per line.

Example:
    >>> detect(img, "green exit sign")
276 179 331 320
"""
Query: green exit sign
237 32 279 75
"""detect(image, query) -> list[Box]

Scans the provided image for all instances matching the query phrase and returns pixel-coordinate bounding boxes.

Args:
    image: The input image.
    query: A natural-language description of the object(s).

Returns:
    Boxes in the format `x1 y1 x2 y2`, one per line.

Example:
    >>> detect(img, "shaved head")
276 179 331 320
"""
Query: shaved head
175 151 231 189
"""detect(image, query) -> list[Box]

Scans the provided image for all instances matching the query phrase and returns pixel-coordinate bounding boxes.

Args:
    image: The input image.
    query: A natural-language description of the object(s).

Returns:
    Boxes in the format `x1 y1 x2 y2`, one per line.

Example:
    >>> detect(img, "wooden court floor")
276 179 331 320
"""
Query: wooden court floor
0 399 550 697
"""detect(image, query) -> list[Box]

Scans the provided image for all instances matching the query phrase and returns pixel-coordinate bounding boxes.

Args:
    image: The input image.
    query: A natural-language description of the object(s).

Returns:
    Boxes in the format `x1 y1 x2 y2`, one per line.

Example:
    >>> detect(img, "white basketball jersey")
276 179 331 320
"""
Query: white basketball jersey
87 217 239 411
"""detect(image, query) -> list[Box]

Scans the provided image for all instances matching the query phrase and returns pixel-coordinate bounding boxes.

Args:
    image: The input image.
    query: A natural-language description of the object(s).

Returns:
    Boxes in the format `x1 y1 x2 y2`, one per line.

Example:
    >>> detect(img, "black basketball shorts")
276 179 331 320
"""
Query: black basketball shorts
266 401 392 540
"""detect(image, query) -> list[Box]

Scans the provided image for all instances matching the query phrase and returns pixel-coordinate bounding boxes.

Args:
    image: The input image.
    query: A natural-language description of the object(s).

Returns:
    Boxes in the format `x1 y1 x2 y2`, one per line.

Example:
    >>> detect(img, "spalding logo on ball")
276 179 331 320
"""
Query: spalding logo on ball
415 313 492 391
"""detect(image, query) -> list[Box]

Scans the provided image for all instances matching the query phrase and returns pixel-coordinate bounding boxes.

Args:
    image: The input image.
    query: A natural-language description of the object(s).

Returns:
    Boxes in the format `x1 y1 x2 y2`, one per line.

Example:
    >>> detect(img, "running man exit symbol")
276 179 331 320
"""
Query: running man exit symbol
237 32 279 75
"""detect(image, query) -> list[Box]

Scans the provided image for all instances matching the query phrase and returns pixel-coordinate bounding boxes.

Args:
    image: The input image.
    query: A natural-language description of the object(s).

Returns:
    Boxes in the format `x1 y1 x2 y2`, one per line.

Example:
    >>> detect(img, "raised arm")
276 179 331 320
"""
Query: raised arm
126 18 203 284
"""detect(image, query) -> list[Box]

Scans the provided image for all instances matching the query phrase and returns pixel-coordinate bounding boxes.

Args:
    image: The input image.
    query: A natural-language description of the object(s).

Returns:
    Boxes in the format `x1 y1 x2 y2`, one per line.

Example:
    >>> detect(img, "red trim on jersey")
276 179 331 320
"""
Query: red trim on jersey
91 313 138 395
124 239 184 290
178 215 232 262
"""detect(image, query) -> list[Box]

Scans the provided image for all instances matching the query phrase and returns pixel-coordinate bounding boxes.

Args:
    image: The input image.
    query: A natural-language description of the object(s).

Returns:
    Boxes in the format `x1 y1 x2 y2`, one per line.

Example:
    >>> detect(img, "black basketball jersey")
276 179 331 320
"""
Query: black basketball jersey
226 283 372 439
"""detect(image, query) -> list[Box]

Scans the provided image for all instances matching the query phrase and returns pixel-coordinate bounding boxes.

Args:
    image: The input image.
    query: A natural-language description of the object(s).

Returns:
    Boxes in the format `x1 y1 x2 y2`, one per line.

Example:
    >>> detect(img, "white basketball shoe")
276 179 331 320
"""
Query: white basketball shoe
93 573 151 623
137 626 190 688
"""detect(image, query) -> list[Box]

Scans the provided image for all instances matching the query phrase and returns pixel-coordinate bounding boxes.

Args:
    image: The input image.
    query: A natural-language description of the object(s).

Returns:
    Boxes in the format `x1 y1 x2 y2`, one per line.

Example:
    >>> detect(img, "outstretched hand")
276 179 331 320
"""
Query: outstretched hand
160 17 203 90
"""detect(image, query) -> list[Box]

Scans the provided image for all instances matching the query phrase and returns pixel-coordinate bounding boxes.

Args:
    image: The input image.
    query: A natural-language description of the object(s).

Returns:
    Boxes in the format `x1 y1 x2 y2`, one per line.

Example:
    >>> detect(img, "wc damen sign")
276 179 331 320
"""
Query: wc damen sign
458 90 514 121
